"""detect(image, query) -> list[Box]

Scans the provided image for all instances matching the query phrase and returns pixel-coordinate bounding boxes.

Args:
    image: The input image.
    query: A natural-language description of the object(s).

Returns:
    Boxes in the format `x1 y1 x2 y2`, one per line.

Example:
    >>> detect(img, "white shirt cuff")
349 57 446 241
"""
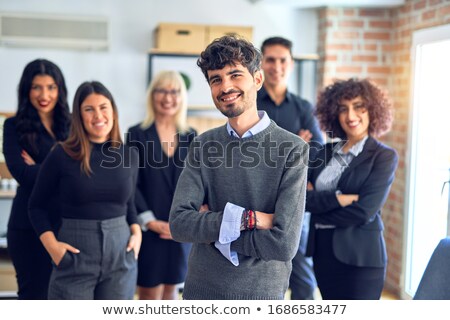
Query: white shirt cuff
214 202 244 266
137 210 156 231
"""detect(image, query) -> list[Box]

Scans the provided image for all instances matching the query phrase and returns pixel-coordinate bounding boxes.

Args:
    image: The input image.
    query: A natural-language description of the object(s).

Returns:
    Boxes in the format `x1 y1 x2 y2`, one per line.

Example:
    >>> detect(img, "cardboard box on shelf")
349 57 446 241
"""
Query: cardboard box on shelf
154 23 207 54
206 25 253 44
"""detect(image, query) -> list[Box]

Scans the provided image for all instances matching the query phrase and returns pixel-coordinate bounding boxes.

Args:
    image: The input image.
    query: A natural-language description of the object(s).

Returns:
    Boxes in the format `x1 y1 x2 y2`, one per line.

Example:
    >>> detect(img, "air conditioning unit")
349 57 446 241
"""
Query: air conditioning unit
0 12 109 50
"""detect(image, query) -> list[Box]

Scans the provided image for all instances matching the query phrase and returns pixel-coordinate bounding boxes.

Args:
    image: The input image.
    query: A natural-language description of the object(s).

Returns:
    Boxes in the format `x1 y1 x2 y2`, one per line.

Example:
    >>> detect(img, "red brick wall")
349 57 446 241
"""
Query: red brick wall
317 7 393 88
317 0 450 297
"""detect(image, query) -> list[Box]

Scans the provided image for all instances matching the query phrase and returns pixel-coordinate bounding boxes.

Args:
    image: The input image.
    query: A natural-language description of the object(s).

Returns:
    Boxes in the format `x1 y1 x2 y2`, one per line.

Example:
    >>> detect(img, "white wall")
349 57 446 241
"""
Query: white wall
0 0 317 131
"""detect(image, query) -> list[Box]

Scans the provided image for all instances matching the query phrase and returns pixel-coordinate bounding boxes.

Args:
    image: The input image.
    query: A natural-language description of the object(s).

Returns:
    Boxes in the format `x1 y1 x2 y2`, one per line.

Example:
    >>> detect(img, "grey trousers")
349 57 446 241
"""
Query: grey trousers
48 216 137 300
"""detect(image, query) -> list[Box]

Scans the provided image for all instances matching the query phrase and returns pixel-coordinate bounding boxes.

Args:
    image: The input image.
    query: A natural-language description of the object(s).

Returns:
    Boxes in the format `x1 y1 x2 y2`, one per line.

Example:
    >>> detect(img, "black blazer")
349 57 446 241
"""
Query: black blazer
3 116 63 230
305 136 398 268
126 123 196 221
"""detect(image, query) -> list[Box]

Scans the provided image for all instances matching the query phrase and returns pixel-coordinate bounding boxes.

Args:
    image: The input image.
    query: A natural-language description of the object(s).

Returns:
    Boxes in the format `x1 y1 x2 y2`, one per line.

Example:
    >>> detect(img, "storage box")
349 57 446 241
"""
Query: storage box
206 25 253 44
155 23 207 54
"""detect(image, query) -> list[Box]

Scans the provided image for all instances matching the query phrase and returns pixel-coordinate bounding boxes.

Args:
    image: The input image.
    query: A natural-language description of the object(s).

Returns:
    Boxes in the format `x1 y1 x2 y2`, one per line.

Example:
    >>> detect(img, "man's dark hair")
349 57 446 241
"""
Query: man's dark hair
261 36 293 56
197 35 261 81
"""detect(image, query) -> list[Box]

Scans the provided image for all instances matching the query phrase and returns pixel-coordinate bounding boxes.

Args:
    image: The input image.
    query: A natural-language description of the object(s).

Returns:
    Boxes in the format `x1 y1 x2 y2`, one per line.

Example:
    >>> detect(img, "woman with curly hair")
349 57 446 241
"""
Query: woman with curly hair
305 78 398 299
3 59 71 299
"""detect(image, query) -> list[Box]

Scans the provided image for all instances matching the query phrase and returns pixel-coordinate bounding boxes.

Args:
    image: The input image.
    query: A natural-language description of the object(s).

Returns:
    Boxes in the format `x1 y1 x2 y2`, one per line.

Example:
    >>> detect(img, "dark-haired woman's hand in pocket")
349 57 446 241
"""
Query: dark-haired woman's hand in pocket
40 231 80 266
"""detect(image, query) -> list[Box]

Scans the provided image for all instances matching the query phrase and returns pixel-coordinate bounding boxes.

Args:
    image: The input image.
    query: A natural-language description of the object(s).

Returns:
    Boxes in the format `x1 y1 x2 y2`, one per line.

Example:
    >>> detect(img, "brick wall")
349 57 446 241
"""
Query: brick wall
317 0 450 297
317 7 393 87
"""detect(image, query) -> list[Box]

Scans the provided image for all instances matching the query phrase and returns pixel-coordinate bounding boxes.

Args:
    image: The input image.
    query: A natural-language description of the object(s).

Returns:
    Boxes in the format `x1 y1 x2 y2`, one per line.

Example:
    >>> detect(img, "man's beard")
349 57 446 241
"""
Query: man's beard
218 103 245 118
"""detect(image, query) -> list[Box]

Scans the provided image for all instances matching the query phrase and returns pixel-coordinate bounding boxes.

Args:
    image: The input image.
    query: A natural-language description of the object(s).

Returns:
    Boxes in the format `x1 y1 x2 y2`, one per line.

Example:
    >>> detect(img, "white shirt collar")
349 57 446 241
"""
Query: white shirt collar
336 135 369 157
226 111 270 138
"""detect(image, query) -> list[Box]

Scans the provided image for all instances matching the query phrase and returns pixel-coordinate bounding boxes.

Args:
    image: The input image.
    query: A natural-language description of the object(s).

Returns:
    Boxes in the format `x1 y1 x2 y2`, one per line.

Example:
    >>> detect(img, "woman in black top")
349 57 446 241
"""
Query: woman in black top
29 81 141 299
3 59 70 299
305 78 398 299
127 71 196 299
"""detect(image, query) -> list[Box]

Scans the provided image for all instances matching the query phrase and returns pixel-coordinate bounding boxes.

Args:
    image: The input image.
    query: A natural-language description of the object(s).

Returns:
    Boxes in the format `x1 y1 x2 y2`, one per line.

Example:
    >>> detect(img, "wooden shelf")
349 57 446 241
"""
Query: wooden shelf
148 48 200 56
294 53 320 61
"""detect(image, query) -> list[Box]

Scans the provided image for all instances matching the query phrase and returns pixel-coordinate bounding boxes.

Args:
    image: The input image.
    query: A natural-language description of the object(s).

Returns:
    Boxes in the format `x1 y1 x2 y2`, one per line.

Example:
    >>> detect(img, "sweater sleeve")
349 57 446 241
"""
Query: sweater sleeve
230 143 309 262
169 139 223 243
28 145 62 236
2 118 40 189
311 147 398 227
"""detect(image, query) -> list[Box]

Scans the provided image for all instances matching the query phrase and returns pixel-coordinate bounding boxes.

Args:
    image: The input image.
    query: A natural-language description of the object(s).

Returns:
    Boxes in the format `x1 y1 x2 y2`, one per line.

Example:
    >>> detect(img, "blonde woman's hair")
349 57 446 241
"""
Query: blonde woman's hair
140 70 189 133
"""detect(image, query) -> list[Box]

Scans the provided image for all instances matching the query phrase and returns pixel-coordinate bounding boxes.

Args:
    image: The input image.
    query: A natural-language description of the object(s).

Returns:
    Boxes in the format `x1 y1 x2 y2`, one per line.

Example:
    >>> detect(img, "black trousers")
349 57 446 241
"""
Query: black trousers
313 228 385 300
7 228 52 299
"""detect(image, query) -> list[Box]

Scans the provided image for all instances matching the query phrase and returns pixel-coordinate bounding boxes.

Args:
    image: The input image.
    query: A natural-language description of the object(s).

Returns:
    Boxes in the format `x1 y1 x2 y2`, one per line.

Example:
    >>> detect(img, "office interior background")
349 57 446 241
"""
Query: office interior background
0 0 449 300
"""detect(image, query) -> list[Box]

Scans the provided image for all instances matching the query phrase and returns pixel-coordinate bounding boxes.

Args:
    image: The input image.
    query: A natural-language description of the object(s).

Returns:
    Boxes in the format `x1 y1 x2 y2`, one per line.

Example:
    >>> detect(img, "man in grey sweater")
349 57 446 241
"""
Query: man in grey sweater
169 35 309 300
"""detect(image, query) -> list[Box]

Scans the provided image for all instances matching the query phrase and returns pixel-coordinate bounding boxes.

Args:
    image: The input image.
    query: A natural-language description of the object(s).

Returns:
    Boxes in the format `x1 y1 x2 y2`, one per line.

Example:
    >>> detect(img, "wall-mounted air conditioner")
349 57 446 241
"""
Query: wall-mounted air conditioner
0 12 109 51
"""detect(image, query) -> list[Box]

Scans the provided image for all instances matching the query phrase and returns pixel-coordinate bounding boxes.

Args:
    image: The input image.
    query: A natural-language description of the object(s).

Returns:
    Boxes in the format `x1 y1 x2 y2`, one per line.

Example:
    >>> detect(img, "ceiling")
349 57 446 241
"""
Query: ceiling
247 0 406 8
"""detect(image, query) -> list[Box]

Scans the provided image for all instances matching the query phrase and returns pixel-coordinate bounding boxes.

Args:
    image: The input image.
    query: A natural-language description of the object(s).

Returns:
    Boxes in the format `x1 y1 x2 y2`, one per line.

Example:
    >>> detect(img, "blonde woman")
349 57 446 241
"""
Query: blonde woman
127 71 196 300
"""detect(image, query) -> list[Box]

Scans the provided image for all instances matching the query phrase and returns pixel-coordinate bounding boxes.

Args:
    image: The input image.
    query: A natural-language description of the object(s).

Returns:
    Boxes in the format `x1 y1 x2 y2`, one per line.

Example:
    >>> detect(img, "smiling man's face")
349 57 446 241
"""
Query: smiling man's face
207 62 263 118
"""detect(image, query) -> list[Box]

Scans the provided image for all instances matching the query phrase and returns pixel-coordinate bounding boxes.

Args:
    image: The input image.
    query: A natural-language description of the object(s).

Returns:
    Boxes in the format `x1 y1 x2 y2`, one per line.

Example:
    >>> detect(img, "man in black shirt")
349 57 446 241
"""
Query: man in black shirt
257 36 323 300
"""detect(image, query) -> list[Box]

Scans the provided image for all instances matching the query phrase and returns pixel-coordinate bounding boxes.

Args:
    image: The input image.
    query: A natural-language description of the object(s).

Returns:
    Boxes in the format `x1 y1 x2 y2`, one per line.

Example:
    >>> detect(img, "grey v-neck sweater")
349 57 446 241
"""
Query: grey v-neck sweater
170 121 309 300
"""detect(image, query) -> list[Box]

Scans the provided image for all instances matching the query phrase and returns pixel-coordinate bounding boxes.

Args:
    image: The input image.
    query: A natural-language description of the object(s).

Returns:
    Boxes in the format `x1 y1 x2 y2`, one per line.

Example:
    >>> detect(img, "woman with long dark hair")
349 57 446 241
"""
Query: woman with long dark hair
29 81 141 299
3 59 71 299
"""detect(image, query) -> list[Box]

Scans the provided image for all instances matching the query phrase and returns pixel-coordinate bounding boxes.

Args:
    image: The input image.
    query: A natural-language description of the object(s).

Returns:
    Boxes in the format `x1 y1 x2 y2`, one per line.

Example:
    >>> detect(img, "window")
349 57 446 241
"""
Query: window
405 24 450 297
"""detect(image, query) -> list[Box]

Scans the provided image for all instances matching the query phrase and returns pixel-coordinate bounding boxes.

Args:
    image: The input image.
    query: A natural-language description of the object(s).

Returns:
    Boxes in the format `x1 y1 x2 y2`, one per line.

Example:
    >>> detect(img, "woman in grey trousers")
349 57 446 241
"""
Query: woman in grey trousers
29 81 141 299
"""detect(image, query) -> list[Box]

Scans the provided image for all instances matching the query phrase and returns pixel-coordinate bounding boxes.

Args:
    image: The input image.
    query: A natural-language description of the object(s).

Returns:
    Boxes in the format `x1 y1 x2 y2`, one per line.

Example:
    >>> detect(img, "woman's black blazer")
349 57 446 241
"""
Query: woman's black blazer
3 116 62 230
126 123 196 220
305 136 398 268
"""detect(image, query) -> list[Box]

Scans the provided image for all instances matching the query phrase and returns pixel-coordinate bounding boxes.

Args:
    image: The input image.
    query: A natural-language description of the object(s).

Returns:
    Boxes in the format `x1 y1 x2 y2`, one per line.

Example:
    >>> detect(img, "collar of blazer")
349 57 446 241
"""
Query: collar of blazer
337 136 378 182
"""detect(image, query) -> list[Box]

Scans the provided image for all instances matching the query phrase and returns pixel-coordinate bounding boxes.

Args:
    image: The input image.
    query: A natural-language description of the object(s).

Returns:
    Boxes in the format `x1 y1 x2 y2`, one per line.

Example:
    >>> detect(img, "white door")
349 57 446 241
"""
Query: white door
404 24 450 298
